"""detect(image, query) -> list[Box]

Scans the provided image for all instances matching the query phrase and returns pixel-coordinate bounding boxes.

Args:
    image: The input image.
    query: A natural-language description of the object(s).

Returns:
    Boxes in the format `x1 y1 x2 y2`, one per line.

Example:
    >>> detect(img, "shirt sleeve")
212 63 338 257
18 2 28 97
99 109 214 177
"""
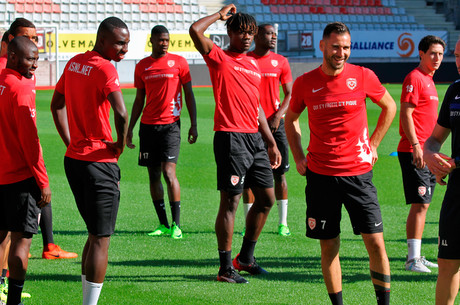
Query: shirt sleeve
290 75 307 114
179 56 192 84
400 72 421 106
437 83 455 129
363 67 386 103
13 88 49 189
203 44 223 69
100 63 121 98
134 60 145 89
280 57 293 85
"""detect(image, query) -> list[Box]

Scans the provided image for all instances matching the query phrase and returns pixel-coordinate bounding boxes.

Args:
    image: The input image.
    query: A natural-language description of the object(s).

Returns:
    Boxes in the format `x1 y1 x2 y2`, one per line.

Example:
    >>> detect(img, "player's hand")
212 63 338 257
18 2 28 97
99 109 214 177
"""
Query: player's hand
268 144 282 169
127 129 135 149
104 140 125 157
424 152 453 179
218 4 236 20
38 186 51 208
436 174 447 186
370 145 378 165
412 145 425 169
295 158 307 176
268 116 281 133
188 125 198 144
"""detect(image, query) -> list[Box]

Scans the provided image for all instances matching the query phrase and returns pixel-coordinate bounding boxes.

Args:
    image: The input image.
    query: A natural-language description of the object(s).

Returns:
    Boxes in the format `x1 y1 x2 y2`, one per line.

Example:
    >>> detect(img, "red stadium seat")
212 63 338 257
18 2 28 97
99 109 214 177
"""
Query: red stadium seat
362 6 369 14
52 3 60 12
293 0 301 4
317 0 324 4
302 5 309 13
270 5 278 13
25 3 33 12
261 0 269 4
34 3 43 12
309 6 317 13
43 3 51 12
158 4 166 12
353 0 360 6
347 6 355 13
339 6 347 13
355 6 362 13
278 0 286 5
294 5 302 13
324 6 332 13
317 6 325 13
367 0 374 5
166 4 174 12
331 0 338 4
14 3 25 12
384 7 391 14
376 7 383 14
269 0 276 5
279 6 286 13
324 0 330 5
15 0 25 3
174 5 183 13
332 6 339 13
286 0 293 5
44 0 52 3
346 0 352 5
369 7 376 14
338 0 345 5
375 0 381 6
307 0 315 4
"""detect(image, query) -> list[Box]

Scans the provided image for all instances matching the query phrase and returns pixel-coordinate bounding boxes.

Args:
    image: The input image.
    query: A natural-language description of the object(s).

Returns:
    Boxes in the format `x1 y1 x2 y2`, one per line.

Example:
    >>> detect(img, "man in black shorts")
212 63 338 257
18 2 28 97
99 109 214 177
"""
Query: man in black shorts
190 5 281 283
127 25 198 239
50 17 129 304
424 38 460 305
285 22 396 304
398 35 445 273
0 36 51 305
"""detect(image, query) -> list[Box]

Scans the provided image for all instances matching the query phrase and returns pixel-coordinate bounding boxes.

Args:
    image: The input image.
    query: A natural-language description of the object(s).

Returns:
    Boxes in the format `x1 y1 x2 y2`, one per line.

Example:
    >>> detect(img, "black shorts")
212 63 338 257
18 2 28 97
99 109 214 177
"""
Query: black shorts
0 177 41 234
214 131 273 196
438 170 460 259
398 152 436 204
305 168 383 239
139 120 181 167
269 119 290 177
64 157 120 237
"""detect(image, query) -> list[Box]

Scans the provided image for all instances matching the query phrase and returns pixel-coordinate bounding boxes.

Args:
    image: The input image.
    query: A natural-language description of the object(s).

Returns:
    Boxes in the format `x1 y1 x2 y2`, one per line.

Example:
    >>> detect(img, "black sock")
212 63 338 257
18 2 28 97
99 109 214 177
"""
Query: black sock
170 201 181 227
218 250 232 272
238 237 257 264
328 291 343 305
375 289 390 305
153 200 169 228
39 203 55 246
6 278 24 305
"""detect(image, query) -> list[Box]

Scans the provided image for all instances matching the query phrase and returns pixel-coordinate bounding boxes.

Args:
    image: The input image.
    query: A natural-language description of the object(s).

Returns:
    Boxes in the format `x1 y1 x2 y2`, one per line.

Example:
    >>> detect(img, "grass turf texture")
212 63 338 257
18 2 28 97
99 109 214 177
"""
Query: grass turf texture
24 84 452 304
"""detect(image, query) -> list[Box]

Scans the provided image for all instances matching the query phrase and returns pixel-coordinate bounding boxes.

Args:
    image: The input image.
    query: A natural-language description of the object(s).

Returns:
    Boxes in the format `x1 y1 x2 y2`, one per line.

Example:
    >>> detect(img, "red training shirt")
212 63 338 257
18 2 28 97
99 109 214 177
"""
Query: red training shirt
55 51 122 163
290 63 386 176
0 68 49 188
134 53 191 125
398 67 439 152
203 44 261 133
247 51 292 119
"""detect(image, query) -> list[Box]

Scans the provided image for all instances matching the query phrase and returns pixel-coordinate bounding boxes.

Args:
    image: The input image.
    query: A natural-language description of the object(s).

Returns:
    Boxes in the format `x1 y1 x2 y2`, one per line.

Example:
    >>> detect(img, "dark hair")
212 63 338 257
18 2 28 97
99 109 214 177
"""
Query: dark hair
8 18 35 37
322 22 350 39
418 35 446 53
225 12 257 35
151 25 169 36
97 17 128 37
2 30 9 43
8 35 37 56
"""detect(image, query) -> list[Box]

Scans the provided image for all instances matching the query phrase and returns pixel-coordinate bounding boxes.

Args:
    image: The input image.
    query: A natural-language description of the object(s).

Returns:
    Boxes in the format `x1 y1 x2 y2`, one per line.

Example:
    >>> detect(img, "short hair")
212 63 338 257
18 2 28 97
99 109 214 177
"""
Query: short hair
225 12 257 35
2 30 9 43
151 25 169 36
418 35 446 53
8 18 35 37
323 22 350 39
8 36 37 56
97 17 128 38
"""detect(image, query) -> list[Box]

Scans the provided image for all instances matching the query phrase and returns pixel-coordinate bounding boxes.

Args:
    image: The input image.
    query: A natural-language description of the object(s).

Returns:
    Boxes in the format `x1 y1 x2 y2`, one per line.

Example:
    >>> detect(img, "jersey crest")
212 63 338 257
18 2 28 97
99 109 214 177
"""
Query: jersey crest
418 186 426 196
308 218 316 230
230 175 240 186
271 59 278 67
167 60 175 67
346 78 357 90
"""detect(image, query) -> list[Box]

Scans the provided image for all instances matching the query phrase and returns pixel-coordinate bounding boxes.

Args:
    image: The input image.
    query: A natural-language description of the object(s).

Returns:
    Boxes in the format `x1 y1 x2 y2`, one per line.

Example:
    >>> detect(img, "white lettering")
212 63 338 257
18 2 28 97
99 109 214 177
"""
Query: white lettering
233 66 261 78
0 85 5 95
145 74 174 80
68 62 93 76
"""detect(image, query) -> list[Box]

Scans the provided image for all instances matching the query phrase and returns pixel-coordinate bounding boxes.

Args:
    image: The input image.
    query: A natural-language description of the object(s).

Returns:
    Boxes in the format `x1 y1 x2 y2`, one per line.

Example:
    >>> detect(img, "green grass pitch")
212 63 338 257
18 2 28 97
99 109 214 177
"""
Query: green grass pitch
23 83 453 304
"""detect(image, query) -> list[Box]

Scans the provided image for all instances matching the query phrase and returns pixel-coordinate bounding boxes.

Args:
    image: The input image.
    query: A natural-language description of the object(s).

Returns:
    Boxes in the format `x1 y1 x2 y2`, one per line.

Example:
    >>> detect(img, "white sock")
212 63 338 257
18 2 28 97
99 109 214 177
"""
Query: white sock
277 199 288 226
83 280 103 305
243 203 253 219
407 238 422 261
81 274 86 298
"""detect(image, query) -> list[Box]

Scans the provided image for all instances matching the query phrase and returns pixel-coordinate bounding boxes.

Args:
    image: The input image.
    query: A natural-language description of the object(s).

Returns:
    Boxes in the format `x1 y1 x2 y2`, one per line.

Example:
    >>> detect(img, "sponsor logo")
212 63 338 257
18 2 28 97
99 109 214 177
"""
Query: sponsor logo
167 156 175 159
231 175 240 186
250 59 257 67
455 95 460 100
397 33 415 57
168 60 175 67
271 59 278 67
312 87 324 93
308 217 316 230
346 78 357 90
374 222 382 227
418 186 426 196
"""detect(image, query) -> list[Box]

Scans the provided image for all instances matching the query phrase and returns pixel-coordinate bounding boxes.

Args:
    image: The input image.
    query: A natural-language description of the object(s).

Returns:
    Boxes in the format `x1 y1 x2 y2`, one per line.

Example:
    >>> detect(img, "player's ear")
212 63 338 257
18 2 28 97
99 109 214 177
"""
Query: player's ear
319 39 325 52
